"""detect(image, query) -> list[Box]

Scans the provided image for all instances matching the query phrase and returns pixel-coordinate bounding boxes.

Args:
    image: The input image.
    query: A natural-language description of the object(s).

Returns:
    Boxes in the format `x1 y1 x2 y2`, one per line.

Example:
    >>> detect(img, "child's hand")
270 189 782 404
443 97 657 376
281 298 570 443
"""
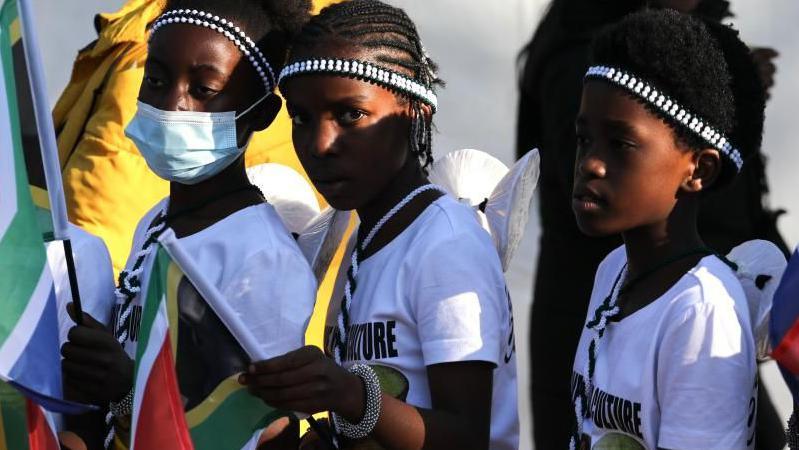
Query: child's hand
239 345 365 422
61 303 134 406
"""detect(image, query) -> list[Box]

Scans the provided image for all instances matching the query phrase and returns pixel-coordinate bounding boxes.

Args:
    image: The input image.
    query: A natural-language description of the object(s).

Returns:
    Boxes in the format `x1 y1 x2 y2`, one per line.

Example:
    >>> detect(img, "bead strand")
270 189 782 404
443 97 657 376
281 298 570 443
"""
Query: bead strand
585 65 743 171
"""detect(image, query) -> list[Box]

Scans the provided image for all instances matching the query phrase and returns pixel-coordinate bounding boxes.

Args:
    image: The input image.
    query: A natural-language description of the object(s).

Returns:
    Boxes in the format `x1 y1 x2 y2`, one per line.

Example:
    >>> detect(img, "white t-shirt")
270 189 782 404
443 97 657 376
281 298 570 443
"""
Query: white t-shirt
326 195 519 450
572 246 757 450
115 199 317 362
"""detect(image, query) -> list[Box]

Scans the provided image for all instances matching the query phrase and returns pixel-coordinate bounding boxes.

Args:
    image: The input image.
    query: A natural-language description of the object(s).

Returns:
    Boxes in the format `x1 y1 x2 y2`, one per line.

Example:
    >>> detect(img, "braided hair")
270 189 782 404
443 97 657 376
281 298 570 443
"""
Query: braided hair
288 0 444 169
162 0 312 94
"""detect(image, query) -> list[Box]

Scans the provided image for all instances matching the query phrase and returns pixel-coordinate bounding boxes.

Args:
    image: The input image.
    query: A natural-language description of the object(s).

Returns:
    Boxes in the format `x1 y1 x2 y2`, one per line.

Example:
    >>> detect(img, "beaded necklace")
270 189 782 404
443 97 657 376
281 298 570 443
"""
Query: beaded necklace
329 183 445 432
104 183 264 448
570 247 712 449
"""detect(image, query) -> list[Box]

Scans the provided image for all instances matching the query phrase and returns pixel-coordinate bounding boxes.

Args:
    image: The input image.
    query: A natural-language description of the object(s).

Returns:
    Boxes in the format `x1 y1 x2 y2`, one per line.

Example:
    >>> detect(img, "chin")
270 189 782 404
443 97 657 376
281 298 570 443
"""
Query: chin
574 214 620 238
321 194 359 212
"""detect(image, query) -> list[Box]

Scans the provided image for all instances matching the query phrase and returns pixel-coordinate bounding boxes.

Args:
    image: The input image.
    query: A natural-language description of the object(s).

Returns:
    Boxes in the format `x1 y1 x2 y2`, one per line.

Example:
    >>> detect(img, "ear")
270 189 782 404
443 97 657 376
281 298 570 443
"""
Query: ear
682 148 721 193
250 93 283 132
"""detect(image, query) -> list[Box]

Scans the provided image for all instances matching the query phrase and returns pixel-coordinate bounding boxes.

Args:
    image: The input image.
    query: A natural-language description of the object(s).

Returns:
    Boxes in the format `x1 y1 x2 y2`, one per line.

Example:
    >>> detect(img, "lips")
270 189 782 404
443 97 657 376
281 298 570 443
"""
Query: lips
572 185 605 213
312 176 350 194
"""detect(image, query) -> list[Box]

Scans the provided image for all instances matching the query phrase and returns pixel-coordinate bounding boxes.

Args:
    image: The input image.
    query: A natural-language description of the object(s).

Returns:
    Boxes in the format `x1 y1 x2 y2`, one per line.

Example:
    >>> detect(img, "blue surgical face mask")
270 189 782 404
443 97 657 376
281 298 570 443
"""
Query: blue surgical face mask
124 95 269 185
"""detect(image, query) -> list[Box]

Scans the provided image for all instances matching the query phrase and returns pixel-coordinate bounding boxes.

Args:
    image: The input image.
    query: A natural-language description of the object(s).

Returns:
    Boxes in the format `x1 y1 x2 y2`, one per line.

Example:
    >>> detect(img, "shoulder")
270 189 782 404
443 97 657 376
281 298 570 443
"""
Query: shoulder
412 195 497 253
125 198 168 266
593 245 627 286
675 255 747 313
204 202 302 255
659 256 752 342
208 204 316 293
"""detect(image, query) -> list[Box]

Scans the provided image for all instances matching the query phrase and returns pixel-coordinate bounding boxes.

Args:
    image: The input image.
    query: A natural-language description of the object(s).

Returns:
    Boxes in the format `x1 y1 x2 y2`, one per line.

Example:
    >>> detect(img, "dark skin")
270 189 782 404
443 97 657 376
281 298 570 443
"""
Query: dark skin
60 24 294 449
240 45 494 450
573 82 724 450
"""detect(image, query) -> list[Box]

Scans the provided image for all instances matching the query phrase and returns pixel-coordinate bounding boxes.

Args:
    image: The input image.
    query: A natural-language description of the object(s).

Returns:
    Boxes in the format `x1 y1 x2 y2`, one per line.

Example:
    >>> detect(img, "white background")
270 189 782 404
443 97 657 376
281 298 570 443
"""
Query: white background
32 1 795 448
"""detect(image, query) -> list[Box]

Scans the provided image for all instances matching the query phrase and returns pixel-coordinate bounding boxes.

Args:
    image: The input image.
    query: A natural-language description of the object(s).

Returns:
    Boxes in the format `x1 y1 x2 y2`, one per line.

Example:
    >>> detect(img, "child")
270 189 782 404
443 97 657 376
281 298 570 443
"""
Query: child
240 1 519 449
59 0 316 447
570 9 760 450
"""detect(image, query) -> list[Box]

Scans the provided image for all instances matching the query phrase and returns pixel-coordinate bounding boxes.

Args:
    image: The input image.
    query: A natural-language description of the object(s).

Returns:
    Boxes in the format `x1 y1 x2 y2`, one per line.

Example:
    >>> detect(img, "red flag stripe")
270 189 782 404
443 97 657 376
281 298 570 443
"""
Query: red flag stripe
772 316 799 375
133 331 193 450
25 399 58 450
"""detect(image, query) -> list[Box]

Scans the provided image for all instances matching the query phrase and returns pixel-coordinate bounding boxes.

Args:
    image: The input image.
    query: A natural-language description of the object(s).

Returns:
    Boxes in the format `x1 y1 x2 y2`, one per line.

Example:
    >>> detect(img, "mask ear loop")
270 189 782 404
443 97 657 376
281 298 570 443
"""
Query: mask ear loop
235 92 273 120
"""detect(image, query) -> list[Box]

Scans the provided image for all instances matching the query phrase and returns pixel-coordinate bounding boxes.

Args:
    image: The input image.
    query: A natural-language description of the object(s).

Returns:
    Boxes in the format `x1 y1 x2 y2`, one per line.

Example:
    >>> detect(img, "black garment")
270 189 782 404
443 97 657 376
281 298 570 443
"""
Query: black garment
517 1 788 448
175 277 249 411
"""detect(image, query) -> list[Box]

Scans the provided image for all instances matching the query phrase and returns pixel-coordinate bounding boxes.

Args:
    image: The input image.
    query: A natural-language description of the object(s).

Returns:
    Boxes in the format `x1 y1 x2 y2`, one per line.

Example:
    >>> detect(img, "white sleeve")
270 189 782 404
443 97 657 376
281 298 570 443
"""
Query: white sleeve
656 291 756 450
409 231 508 367
220 247 317 360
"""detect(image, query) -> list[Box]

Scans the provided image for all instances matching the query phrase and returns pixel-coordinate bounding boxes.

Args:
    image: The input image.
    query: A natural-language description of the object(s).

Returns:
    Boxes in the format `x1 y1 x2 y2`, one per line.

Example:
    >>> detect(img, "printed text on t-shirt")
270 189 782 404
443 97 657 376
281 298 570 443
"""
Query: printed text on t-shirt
337 321 399 362
572 371 644 440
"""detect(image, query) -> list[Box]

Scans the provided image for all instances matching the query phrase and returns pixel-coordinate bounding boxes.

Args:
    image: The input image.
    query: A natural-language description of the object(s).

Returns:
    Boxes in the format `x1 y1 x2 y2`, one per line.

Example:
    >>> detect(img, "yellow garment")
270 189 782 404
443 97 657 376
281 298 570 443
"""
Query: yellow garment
52 4 343 431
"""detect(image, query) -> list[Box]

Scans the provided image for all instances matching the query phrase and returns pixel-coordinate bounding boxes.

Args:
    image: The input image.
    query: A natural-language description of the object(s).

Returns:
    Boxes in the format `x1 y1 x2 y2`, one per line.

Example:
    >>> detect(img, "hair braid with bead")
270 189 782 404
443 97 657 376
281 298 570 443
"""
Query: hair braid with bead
289 0 444 169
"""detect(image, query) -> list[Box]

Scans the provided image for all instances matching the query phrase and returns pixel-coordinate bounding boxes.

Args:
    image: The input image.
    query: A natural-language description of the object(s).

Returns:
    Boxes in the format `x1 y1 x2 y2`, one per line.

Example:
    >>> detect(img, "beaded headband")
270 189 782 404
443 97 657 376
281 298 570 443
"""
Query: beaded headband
585 65 743 171
278 58 438 112
150 9 276 93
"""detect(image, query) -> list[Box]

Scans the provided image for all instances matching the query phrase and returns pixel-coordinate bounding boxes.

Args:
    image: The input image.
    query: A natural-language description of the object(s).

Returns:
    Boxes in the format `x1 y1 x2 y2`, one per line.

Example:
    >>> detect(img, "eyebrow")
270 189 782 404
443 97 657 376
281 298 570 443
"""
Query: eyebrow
575 115 638 135
192 63 228 78
145 55 227 78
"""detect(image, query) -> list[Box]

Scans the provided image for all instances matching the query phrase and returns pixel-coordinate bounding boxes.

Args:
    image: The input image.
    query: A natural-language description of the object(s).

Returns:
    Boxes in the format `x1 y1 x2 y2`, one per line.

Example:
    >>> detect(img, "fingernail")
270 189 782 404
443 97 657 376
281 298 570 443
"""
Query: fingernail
249 364 255 373
238 374 246 384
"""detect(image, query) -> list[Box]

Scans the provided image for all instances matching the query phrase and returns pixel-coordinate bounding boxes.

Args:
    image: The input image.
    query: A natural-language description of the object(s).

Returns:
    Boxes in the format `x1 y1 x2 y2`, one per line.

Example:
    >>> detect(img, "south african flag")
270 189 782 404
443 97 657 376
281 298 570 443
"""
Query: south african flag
130 232 286 449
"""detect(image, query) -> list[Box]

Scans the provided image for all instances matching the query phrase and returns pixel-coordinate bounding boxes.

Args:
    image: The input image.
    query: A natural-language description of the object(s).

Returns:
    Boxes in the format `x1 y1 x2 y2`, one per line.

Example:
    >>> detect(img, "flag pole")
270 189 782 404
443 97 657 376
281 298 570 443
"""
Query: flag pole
16 0 83 323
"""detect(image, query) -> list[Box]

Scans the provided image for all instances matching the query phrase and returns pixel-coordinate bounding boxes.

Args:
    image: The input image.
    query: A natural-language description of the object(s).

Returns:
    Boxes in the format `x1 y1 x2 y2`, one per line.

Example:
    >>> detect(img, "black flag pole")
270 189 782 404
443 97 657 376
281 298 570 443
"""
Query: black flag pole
62 239 84 325
17 0 85 323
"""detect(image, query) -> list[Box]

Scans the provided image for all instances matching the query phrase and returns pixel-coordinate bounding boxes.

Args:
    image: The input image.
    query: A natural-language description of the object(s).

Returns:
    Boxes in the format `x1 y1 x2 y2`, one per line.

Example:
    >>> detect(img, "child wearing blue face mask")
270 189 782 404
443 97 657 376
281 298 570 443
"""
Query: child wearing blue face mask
59 1 316 448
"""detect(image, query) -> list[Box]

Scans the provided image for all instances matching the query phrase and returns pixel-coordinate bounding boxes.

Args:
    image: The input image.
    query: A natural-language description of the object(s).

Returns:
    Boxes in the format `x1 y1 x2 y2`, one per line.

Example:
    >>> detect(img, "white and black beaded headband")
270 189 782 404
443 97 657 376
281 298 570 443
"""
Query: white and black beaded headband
585 65 743 171
278 58 438 112
149 9 276 93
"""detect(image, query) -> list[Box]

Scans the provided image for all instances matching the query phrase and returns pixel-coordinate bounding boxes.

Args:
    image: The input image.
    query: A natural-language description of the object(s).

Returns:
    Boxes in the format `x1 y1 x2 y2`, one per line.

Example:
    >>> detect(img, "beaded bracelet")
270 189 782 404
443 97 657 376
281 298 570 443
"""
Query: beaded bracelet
109 388 134 418
335 364 382 439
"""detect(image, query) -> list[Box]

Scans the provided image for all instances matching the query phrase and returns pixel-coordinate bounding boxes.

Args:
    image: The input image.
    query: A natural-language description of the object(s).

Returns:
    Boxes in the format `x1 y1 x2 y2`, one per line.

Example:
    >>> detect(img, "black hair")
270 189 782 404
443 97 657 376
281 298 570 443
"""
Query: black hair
163 0 312 93
287 0 444 169
702 20 767 188
590 9 742 184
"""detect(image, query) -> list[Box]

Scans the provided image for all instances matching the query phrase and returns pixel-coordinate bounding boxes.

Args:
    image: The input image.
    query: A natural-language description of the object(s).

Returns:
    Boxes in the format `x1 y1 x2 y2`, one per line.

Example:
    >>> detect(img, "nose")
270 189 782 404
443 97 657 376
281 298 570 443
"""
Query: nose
575 150 606 179
309 120 340 158
148 82 191 112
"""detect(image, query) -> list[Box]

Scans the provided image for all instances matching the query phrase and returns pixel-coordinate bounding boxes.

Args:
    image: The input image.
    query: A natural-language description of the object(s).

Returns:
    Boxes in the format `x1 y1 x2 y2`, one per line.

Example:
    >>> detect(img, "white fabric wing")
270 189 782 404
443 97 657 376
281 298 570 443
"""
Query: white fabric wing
297 208 351 284
246 163 319 234
726 239 787 360
485 149 540 270
428 148 540 271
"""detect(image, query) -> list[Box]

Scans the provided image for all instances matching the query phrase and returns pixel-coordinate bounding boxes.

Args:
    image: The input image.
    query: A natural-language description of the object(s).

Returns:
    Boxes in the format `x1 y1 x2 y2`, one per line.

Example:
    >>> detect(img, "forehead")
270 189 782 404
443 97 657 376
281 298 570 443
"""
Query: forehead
283 73 404 109
579 81 673 134
147 24 243 73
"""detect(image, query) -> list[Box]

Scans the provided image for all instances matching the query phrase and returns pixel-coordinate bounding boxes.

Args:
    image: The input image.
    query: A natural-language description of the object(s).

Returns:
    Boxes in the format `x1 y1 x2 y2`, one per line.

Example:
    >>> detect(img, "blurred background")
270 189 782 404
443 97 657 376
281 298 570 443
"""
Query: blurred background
32 0 795 448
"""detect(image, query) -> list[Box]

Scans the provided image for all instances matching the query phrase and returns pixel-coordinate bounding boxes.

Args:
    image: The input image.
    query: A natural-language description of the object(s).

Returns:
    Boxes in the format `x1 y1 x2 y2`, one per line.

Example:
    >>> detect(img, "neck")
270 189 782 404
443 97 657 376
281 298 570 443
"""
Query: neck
168 156 251 216
622 198 706 279
356 157 428 233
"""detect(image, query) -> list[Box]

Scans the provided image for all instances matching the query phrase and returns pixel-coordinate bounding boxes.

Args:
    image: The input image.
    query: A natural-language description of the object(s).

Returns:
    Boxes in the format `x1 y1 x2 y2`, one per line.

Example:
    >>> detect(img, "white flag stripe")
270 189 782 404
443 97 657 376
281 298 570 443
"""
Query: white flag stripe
0 29 18 239
0 266 53 375
129 295 169 450
17 0 69 240
158 229 268 361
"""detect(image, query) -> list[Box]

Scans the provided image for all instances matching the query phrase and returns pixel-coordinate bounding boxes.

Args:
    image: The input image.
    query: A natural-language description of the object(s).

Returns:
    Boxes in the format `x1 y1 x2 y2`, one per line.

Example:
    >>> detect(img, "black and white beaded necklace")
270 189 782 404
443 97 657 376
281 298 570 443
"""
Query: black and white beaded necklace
570 248 713 449
329 183 444 428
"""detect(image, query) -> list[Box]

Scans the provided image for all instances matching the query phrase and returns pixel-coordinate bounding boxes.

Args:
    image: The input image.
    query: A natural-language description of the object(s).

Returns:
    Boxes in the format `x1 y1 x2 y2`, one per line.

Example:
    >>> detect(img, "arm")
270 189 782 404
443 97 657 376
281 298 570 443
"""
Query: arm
656 299 756 450
241 347 493 450
61 304 134 449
